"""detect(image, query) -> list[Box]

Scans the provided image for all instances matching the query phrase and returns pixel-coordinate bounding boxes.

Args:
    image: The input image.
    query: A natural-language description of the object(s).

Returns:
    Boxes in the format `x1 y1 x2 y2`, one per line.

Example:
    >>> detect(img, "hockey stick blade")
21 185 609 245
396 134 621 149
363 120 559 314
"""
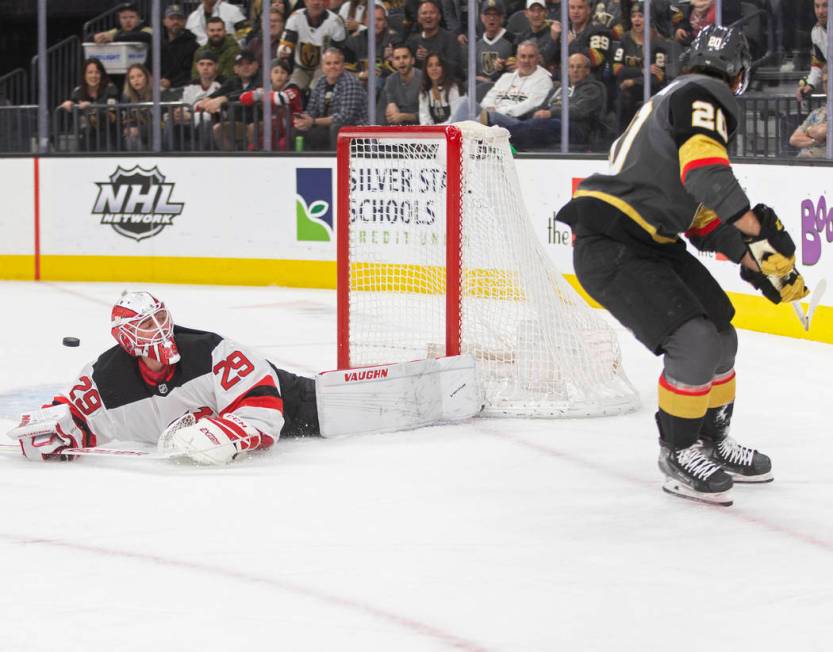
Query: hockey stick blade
791 301 808 331
805 278 827 331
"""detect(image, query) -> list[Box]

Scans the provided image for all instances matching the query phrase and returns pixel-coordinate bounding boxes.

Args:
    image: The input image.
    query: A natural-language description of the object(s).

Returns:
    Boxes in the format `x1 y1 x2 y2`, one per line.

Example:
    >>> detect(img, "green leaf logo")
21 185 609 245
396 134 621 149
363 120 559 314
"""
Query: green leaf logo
296 196 333 242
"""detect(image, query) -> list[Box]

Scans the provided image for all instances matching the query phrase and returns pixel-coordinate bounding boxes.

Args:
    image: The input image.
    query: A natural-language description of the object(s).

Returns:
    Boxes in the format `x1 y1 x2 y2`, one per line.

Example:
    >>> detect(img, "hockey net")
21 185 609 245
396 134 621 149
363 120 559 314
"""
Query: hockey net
336 122 639 417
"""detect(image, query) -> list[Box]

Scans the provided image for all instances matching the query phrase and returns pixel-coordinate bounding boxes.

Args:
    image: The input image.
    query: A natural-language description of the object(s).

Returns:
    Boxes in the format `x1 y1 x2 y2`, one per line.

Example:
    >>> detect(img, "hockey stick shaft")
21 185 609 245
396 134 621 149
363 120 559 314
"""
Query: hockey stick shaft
0 442 176 460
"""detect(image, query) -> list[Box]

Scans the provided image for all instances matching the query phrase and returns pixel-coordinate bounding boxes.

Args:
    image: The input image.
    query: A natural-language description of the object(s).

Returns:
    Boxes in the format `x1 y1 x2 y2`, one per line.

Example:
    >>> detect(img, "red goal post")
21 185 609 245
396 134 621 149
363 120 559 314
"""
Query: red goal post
336 123 639 417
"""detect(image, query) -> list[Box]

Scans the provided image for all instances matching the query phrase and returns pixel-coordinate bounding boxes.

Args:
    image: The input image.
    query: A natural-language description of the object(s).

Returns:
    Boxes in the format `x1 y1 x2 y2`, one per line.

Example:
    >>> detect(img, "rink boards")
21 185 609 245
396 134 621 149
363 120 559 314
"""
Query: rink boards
0 155 830 343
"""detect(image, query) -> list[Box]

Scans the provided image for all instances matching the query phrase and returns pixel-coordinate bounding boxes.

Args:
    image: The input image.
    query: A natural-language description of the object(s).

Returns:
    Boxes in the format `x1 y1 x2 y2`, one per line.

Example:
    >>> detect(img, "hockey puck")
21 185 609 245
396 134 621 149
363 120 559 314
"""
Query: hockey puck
62 337 80 347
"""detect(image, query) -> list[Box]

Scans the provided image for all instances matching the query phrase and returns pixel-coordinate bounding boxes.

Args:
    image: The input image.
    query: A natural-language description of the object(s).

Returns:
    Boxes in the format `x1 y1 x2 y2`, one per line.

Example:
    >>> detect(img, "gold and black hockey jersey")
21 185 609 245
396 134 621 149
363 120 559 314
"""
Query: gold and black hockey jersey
573 74 750 260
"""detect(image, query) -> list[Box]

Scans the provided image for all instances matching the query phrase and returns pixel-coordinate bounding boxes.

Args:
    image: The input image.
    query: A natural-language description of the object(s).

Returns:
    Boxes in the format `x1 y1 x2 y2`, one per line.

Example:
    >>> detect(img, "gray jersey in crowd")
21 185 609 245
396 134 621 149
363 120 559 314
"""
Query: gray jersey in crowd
475 29 515 81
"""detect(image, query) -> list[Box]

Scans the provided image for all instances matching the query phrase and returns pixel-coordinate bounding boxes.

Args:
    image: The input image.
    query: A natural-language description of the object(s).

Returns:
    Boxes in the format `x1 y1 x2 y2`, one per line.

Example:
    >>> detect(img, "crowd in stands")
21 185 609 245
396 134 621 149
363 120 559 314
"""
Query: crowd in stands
44 0 830 153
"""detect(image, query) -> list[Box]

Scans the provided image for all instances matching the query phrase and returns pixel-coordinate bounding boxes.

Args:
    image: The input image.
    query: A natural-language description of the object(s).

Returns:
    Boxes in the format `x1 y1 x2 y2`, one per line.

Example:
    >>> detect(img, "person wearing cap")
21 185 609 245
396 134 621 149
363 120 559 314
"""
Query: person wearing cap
279 0 347 91
475 0 516 82
345 3 398 86
186 0 250 46
197 50 262 150
92 3 153 47
612 1 668 131
160 4 199 90
517 0 559 70
405 0 462 77
167 49 222 150
192 16 242 80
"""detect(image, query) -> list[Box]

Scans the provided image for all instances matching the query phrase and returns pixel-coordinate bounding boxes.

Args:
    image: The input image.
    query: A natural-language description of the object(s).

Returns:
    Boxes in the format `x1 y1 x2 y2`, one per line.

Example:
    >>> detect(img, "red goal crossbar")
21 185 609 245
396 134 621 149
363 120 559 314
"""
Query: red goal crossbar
336 125 464 370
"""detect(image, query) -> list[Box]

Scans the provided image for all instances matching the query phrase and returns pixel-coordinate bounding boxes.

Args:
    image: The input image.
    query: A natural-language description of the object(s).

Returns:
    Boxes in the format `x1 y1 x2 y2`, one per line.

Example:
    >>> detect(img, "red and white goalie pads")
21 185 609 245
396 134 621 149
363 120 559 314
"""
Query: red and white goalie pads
7 404 86 461
315 354 483 438
157 412 265 465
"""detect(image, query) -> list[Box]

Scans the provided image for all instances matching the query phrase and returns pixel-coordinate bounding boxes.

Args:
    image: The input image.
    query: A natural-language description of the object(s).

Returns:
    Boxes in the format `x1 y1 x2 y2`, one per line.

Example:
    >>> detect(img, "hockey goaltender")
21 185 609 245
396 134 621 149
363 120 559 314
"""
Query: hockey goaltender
7 291 482 463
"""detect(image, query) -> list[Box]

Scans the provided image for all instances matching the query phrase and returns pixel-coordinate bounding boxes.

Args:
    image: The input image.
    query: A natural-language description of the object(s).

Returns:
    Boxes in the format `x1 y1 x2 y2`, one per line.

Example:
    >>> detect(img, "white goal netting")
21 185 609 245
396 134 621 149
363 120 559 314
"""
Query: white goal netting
342 122 639 417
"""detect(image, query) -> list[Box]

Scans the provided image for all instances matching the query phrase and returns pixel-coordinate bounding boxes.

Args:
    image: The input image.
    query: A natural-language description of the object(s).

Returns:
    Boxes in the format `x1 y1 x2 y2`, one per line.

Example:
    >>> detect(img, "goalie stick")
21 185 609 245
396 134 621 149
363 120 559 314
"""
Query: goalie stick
0 442 178 460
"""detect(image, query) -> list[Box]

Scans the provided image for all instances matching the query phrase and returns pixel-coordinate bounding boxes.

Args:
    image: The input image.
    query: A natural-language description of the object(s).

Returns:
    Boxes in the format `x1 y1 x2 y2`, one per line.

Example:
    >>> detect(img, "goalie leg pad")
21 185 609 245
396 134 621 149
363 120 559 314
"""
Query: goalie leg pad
315 354 484 438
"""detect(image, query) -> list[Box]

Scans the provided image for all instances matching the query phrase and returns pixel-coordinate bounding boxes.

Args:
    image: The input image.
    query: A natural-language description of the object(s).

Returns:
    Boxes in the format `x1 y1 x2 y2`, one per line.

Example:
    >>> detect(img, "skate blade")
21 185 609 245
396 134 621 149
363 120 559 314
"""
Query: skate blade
662 480 733 506
730 471 774 484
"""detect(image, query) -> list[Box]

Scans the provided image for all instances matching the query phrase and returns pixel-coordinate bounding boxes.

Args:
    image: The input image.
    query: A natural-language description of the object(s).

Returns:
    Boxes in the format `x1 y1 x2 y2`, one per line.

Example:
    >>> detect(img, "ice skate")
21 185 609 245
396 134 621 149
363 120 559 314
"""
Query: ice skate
658 444 734 506
699 435 773 483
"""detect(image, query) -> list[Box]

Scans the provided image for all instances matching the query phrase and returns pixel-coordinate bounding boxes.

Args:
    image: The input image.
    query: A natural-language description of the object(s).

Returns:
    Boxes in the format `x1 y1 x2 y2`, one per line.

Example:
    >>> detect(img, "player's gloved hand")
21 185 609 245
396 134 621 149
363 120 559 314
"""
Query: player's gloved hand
6 404 85 461
158 413 262 465
740 266 809 304
745 204 798 277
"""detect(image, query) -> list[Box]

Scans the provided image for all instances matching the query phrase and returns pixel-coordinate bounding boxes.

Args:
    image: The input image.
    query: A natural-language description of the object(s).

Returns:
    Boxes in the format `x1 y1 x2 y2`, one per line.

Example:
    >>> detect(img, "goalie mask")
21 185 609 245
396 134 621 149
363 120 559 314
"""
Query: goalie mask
111 292 181 365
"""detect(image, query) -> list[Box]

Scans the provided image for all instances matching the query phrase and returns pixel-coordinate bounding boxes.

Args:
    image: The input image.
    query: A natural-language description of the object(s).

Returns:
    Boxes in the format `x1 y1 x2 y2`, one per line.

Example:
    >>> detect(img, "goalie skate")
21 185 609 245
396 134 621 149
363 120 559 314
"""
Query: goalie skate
658 444 734 506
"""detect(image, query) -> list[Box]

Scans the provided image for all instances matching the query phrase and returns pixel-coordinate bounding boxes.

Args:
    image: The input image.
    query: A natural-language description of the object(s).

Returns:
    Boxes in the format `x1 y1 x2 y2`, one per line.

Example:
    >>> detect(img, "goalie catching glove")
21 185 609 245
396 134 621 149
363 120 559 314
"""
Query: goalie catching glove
6 404 86 461
157 412 266 465
741 203 809 304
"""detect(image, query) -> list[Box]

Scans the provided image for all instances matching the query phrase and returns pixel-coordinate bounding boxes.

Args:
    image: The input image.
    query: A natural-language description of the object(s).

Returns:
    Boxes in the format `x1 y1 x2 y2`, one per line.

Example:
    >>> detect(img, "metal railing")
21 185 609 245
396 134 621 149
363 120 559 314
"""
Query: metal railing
50 99 294 153
0 69 29 105
734 93 827 158
30 35 82 112
0 105 38 152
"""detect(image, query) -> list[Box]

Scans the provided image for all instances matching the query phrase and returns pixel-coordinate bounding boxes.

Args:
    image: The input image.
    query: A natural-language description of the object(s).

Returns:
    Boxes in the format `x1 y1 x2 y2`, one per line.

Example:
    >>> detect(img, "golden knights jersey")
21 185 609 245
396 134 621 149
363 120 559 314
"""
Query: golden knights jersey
281 9 347 71
53 327 286 447
575 73 750 259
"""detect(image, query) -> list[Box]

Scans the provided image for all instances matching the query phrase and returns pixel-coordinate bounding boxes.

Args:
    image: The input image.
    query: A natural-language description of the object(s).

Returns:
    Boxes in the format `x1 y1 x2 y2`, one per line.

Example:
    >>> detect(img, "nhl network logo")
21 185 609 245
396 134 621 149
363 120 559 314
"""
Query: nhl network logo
92 165 184 241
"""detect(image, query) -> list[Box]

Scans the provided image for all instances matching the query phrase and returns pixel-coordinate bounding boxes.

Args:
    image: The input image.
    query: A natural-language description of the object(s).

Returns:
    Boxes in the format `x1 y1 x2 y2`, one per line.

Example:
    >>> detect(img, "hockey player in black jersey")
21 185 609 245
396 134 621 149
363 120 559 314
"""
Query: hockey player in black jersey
8 291 319 464
556 25 809 506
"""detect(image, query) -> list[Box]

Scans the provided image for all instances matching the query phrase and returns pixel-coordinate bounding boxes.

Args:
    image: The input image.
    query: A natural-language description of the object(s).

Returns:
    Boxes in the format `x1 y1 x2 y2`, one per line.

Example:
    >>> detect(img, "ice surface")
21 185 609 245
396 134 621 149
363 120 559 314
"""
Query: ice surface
1 281 832 652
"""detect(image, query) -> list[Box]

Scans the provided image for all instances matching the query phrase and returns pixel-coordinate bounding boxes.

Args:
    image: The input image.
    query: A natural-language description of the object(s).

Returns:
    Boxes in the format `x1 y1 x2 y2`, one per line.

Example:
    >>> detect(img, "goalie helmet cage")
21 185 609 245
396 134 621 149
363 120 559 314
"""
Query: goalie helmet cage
336 122 639 417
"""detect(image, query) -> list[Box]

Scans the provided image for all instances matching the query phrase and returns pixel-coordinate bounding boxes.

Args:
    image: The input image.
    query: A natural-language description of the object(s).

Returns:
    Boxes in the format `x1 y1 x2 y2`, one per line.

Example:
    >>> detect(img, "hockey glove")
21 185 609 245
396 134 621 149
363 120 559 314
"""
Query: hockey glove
741 204 809 304
740 266 808 304
6 404 85 461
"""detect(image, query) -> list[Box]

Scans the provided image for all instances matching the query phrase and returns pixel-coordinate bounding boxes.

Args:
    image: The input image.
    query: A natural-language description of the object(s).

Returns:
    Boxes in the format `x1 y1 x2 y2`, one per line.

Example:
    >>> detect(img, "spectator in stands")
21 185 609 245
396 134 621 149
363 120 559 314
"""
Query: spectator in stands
192 17 241 80
403 0 461 38
345 4 397 86
245 6 285 62
293 47 368 150
796 0 828 102
419 52 465 123
187 0 250 46
476 0 516 82
506 52 605 149
406 0 463 76
518 0 558 70
240 59 302 149
673 0 715 46
92 2 152 47
196 50 262 150
120 63 153 151
612 1 667 130
789 105 828 158
160 4 199 90
592 0 624 40
451 40 551 126
563 0 613 79
383 43 423 125
341 0 369 34
169 50 223 149
59 58 120 152
279 0 348 90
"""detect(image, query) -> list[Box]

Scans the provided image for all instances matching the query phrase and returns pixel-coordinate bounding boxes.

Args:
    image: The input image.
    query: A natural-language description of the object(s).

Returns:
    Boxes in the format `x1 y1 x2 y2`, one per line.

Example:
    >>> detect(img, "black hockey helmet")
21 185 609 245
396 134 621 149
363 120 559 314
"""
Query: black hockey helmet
680 25 752 95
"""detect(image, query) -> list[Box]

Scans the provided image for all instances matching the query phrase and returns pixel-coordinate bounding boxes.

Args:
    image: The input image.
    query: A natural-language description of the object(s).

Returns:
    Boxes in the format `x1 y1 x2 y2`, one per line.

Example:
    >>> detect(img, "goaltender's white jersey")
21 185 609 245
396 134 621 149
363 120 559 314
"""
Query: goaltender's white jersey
53 326 285 446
